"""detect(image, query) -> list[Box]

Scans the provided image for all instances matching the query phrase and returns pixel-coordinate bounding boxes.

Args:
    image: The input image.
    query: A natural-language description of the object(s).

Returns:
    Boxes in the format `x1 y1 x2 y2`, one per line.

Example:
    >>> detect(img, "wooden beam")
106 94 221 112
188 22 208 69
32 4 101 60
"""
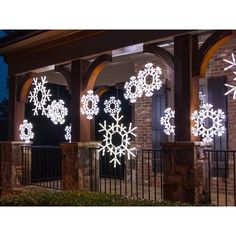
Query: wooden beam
174 34 199 141
5 30 194 76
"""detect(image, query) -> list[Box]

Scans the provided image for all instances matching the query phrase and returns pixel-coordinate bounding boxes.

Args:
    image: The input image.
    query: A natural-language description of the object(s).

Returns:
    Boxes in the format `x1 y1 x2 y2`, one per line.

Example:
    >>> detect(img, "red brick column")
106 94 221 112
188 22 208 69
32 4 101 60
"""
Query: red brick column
0 141 30 195
161 142 210 204
61 142 100 191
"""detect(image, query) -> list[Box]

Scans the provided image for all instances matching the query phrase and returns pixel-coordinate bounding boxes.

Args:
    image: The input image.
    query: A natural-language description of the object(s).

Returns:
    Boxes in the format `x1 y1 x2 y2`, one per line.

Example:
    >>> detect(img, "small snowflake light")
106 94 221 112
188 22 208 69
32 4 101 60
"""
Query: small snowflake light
199 91 207 109
138 63 163 97
124 76 143 103
160 108 175 135
191 103 226 143
46 99 68 125
98 111 137 168
104 96 121 116
19 119 34 143
65 124 72 142
28 76 52 116
81 90 99 120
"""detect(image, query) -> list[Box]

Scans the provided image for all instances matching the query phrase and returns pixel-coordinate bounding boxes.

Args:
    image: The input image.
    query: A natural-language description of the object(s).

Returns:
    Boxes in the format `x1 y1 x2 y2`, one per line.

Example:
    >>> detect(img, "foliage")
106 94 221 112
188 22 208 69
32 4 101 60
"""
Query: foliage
0 190 190 206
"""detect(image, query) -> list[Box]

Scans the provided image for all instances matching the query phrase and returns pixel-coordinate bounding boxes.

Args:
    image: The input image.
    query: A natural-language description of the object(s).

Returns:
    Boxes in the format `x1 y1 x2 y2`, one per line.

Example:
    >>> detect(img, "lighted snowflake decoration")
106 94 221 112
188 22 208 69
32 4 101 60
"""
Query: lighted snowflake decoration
104 96 121 116
124 76 143 103
65 124 72 142
138 63 163 97
81 90 99 120
28 76 52 116
199 91 207 109
19 119 34 143
223 53 236 71
225 80 236 100
46 99 68 125
160 108 175 135
191 103 226 143
98 111 137 168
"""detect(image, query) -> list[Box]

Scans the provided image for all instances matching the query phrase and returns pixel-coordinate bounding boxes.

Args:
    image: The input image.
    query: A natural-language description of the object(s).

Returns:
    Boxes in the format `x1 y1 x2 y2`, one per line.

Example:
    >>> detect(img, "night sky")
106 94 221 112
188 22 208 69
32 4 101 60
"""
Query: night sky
0 30 8 101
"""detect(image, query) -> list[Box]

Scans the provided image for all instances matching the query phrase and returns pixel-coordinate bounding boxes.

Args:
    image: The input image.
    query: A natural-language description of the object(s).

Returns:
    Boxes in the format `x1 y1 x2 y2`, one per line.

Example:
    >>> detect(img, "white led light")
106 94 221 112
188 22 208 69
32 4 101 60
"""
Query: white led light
199 91 207 109
19 119 34 143
124 76 143 103
46 99 68 125
138 62 163 97
81 90 99 120
98 112 137 168
104 96 121 116
191 103 226 143
225 81 236 100
28 76 52 116
223 53 236 71
160 108 175 135
65 124 72 142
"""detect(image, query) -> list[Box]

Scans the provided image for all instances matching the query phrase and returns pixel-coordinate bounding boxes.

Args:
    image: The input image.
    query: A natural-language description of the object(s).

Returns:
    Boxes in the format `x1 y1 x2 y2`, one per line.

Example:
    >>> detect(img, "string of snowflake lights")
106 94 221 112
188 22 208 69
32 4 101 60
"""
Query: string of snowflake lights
46 99 68 125
223 53 236 100
199 91 207 109
124 76 143 103
65 124 72 142
28 76 52 116
19 120 34 143
104 96 121 116
160 108 175 135
98 111 137 168
191 103 226 143
137 63 163 97
81 90 99 119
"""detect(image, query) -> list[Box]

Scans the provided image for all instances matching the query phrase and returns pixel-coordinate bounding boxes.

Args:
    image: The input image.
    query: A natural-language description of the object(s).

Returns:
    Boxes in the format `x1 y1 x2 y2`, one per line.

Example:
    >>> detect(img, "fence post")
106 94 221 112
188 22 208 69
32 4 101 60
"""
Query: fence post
0 141 31 195
61 142 100 192
161 142 210 204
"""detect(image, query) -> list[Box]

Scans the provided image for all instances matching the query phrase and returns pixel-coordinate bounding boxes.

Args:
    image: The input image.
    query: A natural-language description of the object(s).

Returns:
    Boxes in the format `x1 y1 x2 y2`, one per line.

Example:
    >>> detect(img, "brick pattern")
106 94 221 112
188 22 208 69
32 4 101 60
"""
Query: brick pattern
206 39 236 150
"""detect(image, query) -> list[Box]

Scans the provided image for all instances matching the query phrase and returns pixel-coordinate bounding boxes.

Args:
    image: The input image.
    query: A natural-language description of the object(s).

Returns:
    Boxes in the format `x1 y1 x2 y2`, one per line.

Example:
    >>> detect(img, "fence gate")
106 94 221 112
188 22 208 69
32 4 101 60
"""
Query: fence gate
22 146 62 190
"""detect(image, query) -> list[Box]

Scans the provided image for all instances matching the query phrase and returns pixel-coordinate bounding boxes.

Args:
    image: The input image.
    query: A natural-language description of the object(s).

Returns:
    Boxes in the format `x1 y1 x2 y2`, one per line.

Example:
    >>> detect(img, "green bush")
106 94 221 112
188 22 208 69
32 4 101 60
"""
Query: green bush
0 190 189 206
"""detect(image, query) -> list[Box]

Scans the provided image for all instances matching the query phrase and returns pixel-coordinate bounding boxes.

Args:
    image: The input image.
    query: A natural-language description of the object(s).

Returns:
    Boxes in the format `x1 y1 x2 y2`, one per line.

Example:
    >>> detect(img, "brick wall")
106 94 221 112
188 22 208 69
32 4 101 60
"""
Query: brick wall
132 56 174 150
205 39 236 150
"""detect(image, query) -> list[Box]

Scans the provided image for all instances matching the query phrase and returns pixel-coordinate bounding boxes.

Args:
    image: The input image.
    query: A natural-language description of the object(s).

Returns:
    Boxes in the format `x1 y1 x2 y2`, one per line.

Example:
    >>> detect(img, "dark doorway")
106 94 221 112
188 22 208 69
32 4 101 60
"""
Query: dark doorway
95 86 132 179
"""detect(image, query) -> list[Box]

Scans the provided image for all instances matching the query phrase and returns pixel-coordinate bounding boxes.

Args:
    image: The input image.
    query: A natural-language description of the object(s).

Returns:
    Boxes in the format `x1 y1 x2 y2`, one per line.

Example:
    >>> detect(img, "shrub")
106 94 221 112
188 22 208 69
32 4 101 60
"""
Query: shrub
0 190 189 206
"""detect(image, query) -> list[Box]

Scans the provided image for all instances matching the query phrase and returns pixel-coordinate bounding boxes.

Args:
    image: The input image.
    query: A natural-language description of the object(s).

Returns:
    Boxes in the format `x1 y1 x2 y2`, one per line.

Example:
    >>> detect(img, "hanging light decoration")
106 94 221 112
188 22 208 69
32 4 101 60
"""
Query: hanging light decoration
81 90 99 120
19 119 34 143
65 124 72 142
104 96 121 116
28 76 52 116
199 91 207 109
191 103 226 143
124 76 143 103
46 99 68 125
160 108 175 135
98 111 137 168
137 62 163 97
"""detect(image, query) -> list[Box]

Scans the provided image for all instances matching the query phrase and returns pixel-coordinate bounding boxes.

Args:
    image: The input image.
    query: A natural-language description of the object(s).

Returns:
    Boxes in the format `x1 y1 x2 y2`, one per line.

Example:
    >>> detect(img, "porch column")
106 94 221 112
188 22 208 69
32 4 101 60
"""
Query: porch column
174 34 199 141
8 76 25 141
71 59 91 142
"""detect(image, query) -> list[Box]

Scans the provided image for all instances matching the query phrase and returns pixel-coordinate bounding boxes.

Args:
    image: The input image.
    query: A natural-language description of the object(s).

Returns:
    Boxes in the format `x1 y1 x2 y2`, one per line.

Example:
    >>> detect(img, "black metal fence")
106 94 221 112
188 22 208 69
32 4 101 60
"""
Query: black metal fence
204 150 236 206
21 146 62 190
88 148 163 201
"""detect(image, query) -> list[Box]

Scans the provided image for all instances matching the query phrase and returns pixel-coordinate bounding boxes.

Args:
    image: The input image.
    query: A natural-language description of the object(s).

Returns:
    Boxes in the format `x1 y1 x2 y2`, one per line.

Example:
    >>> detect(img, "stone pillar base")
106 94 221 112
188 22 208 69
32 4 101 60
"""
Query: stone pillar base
61 142 100 191
0 141 31 195
161 142 210 204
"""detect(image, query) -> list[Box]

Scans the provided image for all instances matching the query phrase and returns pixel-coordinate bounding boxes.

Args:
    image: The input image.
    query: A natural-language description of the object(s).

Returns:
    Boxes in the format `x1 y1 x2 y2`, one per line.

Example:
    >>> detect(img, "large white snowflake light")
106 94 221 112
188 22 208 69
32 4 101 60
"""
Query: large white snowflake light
28 76 52 116
160 108 175 135
223 53 236 71
98 111 137 168
46 99 68 125
81 90 99 120
191 103 226 143
104 96 121 116
19 119 34 143
124 76 143 103
65 124 72 142
138 63 163 97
